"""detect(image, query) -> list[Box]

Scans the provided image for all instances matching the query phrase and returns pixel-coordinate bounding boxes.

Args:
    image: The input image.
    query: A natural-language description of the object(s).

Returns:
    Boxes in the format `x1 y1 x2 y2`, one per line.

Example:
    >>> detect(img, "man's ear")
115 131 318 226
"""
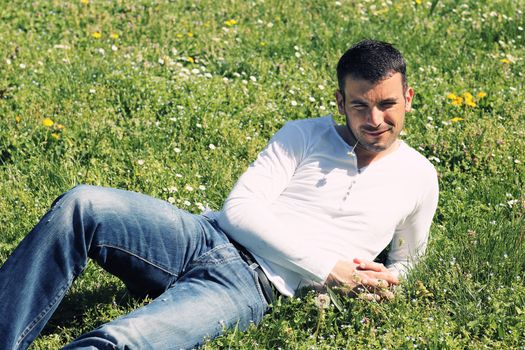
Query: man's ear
335 90 345 115
404 87 414 113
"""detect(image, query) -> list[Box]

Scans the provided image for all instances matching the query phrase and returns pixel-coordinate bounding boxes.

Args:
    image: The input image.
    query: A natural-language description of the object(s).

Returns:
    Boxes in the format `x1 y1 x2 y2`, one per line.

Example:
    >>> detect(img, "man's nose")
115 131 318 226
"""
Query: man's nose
367 106 384 128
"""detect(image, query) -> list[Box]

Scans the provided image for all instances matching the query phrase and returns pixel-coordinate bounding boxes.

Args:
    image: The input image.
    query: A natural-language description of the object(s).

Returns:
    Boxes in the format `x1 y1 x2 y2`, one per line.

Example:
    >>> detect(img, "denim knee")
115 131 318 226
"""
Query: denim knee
53 185 118 218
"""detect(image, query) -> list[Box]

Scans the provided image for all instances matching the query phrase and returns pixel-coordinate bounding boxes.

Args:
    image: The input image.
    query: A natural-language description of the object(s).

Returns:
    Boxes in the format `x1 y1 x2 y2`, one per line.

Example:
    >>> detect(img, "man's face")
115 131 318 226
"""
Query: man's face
335 73 414 156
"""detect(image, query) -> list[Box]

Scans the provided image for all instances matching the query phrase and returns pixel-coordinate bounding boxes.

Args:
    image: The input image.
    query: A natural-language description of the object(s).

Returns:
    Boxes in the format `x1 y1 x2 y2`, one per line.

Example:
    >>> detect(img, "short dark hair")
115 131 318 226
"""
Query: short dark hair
336 39 407 95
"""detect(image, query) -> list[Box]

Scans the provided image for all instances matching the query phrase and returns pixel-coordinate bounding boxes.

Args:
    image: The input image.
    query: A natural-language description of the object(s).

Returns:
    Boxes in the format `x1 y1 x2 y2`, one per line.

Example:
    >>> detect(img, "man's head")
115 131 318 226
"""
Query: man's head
336 39 408 98
335 40 413 159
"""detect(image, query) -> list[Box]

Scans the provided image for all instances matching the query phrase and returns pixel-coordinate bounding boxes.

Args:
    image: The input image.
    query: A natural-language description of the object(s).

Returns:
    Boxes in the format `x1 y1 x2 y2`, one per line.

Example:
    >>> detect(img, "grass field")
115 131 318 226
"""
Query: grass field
1 0 524 348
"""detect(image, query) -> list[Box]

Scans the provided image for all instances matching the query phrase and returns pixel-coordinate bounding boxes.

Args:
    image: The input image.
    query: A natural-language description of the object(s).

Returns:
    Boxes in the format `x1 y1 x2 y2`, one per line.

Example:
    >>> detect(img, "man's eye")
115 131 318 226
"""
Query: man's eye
353 105 367 111
380 102 396 109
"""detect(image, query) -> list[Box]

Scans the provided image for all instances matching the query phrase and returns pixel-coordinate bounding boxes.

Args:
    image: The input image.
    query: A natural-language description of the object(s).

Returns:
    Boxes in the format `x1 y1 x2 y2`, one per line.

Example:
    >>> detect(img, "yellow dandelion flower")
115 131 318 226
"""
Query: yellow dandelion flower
260 41 267 47
447 93 458 100
187 56 195 63
477 91 487 99
187 32 194 37
15 115 21 123
500 58 511 64
451 97 463 106
176 34 183 39
110 33 119 39
51 133 60 140
92 31 102 39
42 118 54 127
465 99 477 107
462 92 473 99
80 0 89 4
224 19 237 26
449 117 463 123
415 0 422 4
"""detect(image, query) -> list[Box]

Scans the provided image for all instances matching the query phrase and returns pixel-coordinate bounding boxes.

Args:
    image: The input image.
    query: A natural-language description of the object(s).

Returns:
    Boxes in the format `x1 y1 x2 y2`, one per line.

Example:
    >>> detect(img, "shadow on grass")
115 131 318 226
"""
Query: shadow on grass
40 282 134 336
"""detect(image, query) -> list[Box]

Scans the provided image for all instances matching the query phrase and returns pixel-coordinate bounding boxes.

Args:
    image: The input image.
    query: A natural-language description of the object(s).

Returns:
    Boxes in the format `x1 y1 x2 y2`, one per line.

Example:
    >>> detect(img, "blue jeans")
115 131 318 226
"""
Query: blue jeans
0 185 269 349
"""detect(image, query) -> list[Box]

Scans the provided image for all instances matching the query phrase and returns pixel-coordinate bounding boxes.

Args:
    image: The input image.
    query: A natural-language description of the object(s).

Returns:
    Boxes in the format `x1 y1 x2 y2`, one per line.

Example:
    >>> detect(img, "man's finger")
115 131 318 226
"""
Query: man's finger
358 272 399 287
353 258 388 272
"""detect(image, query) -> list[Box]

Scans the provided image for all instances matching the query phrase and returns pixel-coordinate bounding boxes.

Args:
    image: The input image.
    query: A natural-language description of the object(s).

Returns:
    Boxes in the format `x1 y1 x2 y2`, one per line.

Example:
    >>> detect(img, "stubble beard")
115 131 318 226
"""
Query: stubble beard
347 122 401 155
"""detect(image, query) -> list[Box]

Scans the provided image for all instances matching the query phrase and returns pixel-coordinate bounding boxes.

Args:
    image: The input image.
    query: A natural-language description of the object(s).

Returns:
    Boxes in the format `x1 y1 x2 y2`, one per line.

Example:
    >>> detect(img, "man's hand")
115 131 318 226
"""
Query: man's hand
325 258 399 301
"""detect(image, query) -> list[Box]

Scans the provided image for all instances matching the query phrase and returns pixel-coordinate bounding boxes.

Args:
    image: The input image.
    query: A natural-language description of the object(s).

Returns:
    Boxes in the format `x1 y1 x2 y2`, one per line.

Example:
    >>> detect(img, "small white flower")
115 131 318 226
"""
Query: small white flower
196 123 202 128
309 96 316 102
199 185 206 191
97 48 105 55
185 185 194 192
291 100 298 106
318 84 325 90
183 200 191 206
89 88 96 94
137 159 145 165
19 63 26 69
167 197 176 203
168 186 178 193
209 143 216 150
250 75 257 82
111 45 118 51
175 173 183 178
158 58 165 65
174 147 181 153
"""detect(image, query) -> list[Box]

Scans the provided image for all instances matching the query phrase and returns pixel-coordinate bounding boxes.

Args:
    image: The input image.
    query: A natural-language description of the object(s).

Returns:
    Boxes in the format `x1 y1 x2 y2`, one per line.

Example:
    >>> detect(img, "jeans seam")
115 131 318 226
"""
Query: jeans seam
95 244 178 277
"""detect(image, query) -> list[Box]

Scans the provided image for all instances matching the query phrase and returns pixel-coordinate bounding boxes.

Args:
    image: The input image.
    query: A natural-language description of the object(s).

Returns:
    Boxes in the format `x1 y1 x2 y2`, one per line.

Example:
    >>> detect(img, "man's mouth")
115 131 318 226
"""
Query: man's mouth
362 128 391 137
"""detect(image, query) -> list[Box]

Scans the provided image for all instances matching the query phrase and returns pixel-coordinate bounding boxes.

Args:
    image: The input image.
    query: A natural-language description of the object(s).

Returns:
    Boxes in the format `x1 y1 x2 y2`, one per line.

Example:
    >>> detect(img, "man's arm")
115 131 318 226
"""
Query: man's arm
217 121 339 283
386 168 439 277
326 162 439 299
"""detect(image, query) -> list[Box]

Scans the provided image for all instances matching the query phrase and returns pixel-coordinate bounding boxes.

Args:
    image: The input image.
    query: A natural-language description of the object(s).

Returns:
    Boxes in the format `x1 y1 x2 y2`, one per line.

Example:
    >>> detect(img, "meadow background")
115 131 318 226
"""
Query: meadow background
0 0 524 348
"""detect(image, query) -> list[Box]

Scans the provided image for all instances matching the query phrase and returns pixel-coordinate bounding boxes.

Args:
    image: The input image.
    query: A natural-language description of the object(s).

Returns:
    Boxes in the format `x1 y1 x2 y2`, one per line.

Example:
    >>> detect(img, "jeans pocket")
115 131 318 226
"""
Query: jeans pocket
189 243 240 266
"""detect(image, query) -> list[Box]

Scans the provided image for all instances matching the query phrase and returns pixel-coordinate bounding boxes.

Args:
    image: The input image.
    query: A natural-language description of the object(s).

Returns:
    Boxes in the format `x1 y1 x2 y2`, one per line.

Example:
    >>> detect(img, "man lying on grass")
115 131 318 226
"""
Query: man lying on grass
0 39 438 349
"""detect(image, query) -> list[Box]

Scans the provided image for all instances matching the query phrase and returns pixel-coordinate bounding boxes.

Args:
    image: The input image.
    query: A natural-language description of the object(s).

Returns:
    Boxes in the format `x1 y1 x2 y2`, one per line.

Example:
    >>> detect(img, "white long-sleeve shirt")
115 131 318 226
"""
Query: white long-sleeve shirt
215 116 439 296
